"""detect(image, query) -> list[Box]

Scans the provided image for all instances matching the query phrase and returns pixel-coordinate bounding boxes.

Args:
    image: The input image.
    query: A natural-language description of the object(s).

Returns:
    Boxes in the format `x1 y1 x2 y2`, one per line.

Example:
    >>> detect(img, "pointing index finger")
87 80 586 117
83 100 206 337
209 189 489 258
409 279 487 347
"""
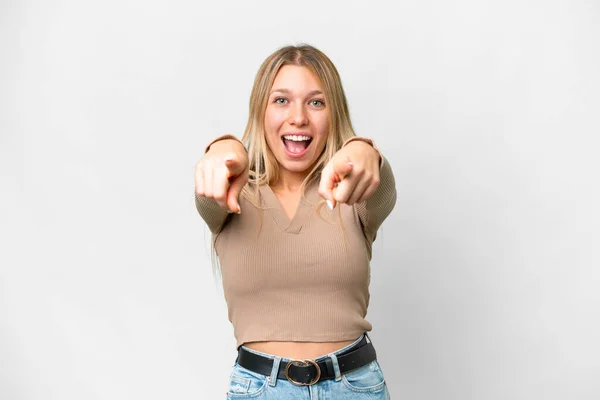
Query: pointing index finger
224 154 245 178
333 155 354 179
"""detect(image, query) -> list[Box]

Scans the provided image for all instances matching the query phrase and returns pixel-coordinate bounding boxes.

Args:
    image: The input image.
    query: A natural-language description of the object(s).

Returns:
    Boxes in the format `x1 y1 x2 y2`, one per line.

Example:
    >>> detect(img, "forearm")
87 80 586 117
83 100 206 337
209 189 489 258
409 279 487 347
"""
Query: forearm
343 137 396 240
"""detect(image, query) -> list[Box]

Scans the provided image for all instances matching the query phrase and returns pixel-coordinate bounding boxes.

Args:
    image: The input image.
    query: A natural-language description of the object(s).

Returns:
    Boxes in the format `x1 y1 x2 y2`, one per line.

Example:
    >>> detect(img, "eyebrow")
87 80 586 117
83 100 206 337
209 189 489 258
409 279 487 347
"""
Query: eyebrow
270 89 323 96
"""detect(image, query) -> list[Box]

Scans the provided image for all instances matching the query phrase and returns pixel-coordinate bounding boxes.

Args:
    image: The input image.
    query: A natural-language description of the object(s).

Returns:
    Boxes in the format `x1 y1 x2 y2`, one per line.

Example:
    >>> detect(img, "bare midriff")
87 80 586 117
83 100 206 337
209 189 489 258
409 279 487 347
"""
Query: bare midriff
243 339 357 360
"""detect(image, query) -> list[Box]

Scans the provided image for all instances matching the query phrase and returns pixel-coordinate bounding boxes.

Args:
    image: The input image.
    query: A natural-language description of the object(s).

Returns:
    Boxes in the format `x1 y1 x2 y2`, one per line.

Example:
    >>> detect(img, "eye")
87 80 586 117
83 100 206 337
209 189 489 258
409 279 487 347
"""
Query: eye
274 97 288 104
310 99 325 107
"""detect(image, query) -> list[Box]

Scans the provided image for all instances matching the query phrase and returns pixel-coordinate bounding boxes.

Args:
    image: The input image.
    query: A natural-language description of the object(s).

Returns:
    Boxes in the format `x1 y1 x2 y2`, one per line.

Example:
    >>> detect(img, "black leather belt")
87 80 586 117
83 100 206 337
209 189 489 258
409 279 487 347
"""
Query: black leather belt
236 334 377 386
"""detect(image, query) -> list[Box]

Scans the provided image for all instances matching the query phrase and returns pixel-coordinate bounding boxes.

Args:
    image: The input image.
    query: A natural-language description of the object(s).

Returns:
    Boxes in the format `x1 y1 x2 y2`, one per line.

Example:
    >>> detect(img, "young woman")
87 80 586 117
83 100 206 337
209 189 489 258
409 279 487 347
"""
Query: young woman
194 44 396 399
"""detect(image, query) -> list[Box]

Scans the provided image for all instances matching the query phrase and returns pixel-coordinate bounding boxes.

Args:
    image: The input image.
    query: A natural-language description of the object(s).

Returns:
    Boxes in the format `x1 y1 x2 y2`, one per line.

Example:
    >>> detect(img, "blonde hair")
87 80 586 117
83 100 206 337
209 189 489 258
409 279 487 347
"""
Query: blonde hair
211 44 356 280
240 44 357 205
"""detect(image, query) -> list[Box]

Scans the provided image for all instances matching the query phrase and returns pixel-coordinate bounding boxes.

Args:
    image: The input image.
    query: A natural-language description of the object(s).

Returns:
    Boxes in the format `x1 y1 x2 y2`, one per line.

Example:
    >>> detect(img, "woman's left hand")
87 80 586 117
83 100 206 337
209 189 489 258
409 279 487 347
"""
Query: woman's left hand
318 141 381 209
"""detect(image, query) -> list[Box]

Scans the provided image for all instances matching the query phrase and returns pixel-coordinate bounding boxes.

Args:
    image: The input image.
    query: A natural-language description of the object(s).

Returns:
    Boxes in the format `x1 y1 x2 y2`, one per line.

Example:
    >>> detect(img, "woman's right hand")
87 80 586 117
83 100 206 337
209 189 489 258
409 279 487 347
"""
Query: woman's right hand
194 138 249 214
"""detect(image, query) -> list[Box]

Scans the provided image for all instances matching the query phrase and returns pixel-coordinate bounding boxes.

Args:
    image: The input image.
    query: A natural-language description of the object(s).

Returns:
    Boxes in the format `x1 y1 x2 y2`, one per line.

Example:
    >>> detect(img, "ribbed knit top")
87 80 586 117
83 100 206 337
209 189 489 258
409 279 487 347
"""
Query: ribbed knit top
195 155 396 349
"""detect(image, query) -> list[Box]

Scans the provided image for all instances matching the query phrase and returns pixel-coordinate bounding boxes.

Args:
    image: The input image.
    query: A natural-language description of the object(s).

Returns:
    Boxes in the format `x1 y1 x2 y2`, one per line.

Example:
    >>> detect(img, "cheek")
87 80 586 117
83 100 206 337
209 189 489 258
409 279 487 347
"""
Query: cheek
264 110 281 147
316 114 329 135
315 117 330 149
265 108 285 130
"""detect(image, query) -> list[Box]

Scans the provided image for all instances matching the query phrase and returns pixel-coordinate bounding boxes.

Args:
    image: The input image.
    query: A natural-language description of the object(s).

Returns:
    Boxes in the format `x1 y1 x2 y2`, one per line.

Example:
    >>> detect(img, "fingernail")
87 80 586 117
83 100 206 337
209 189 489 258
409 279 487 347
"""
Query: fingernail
227 210 234 214
326 200 334 210
348 161 353 166
236 205 241 214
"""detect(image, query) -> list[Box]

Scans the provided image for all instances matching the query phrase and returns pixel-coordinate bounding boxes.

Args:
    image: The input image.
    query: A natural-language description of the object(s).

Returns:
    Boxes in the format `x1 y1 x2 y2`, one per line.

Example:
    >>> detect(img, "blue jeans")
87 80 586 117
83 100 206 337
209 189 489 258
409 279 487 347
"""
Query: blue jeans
225 333 391 399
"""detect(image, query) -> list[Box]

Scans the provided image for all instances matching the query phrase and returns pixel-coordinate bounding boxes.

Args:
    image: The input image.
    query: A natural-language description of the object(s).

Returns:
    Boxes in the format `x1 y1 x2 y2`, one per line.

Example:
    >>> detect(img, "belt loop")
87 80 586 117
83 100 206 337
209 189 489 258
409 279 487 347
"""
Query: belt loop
269 356 282 386
327 352 342 381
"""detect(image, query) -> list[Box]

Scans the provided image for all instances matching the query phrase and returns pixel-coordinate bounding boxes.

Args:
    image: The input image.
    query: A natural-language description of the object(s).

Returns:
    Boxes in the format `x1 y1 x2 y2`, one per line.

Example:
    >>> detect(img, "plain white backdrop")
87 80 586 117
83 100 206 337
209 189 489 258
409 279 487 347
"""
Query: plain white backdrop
1 0 599 399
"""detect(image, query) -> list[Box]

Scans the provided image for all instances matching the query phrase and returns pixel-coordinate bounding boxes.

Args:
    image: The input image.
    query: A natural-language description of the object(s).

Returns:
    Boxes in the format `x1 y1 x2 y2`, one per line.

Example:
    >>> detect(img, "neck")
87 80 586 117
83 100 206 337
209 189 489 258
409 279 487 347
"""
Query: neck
271 169 309 193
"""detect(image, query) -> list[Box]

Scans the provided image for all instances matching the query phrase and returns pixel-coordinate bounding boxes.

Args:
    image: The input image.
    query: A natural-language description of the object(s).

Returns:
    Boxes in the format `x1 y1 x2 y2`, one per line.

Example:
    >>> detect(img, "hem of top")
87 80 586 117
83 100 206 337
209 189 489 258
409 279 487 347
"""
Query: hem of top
237 333 368 361
235 330 370 350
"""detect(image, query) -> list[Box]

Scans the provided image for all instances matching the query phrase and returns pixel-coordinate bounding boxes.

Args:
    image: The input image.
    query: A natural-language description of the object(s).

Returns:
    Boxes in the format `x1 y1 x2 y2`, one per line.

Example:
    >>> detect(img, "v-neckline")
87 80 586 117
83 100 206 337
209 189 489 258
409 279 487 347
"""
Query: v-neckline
259 180 319 234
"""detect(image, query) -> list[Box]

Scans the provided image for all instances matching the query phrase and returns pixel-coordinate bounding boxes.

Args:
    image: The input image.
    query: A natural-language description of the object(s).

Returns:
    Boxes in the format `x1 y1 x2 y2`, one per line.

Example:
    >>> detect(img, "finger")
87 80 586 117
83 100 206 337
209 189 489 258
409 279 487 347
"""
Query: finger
347 176 370 205
332 155 354 180
333 173 359 204
357 176 381 203
318 163 337 208
195 163 205 196
203 161 214 198
224 154 246 179
212 164 230 209
227 169 247 213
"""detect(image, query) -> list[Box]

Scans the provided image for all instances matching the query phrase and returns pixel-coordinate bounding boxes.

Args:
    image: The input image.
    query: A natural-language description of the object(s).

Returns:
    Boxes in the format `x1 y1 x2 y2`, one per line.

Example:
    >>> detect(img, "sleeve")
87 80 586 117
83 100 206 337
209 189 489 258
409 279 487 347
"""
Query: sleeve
194 192 230 234
194 134 244 234
345 137 397 242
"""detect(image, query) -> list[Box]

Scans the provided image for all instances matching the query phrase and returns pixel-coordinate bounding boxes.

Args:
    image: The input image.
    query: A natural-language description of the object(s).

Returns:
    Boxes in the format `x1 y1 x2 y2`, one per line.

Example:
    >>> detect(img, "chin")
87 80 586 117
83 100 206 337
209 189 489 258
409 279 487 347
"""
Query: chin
279 159 313 173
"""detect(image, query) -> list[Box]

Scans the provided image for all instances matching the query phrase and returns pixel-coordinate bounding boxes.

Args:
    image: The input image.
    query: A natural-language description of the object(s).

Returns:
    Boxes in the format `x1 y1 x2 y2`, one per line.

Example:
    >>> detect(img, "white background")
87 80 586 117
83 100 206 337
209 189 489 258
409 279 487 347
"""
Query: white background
1 1 599 399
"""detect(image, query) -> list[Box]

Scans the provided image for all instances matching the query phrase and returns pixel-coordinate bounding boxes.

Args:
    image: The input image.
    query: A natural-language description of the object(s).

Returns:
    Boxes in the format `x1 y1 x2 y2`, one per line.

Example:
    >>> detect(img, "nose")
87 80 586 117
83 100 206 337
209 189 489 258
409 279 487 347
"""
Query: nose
288 103 308 126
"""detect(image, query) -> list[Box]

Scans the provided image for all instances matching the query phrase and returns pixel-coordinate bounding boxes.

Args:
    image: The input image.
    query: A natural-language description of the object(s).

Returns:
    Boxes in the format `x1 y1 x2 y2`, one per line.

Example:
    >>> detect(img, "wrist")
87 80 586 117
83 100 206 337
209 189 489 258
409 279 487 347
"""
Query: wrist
205 134 246 154
342 136 375 148
206 139 247 158
342 136 383 168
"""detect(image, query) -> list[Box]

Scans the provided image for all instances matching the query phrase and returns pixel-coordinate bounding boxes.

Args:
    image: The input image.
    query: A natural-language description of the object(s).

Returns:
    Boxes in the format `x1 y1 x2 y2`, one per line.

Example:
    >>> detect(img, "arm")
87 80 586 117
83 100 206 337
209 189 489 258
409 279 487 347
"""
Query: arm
194 134 248 234
194 192 230 234
354 154 397 242
342 137 397 242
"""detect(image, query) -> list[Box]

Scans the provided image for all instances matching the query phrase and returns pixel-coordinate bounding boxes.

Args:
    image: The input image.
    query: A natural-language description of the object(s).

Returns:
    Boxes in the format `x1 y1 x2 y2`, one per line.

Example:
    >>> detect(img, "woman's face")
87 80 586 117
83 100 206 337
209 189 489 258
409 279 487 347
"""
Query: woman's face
264 65 329 177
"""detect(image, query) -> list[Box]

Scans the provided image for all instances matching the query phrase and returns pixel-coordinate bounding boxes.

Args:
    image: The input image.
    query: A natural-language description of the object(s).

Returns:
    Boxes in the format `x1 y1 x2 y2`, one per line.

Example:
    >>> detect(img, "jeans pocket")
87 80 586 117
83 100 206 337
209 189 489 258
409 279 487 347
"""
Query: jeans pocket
226 363 270 398
341 360 387 393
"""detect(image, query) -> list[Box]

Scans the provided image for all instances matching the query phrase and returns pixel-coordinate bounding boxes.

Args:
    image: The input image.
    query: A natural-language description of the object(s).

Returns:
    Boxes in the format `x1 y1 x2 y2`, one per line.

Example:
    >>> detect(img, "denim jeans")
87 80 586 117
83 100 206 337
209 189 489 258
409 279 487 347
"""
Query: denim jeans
225 333 391 399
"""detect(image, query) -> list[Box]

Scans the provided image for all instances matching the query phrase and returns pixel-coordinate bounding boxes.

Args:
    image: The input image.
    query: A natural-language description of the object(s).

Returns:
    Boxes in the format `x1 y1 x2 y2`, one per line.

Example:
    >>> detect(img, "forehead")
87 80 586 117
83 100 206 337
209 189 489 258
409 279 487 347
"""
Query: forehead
271 65 323 91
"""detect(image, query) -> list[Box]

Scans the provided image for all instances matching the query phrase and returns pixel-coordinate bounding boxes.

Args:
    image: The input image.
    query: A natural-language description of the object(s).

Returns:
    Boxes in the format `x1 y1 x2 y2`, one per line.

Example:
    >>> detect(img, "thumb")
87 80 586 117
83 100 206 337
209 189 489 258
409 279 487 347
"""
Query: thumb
332 155 354 179
321 156 353 209
224 155 246 178
226 170 247 213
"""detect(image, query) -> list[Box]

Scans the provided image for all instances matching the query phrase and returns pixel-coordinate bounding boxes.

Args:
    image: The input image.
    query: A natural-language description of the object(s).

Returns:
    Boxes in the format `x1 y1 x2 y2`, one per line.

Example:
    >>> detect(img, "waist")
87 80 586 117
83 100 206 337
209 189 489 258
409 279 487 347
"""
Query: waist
242 339 358 359
235 333 376 386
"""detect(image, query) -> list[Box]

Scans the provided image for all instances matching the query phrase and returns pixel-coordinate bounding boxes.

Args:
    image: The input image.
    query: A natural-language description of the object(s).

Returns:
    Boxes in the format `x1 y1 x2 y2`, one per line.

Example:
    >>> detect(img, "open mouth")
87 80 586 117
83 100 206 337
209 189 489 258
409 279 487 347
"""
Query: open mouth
282 134 313 155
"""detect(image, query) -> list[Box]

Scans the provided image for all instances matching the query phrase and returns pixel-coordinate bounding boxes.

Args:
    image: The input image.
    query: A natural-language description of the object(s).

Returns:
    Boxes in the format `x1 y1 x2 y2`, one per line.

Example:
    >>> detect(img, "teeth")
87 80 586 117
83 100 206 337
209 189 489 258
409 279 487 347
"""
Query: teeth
283 135 311 141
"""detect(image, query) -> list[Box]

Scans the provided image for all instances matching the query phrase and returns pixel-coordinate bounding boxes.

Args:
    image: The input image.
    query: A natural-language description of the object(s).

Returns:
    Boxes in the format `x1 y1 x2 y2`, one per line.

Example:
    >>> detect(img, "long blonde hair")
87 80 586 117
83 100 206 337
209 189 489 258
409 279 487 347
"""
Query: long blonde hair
240 44 357 205
211 44 357 279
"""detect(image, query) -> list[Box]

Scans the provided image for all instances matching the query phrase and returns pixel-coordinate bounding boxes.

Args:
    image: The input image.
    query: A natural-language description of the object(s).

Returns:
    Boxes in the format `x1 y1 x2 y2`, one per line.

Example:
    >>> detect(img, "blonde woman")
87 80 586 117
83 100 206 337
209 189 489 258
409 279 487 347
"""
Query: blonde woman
194 44 396 399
